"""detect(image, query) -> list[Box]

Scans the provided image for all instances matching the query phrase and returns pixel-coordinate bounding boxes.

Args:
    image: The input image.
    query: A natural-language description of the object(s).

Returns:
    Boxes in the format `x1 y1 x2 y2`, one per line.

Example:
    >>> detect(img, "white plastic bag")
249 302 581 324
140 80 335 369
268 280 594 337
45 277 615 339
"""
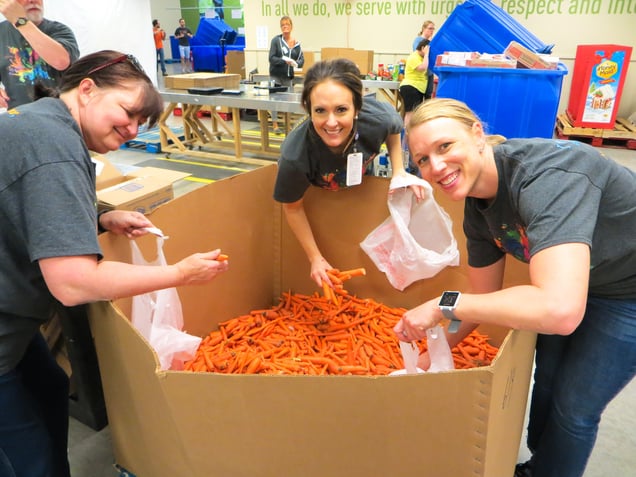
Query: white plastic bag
390 325 455 375
425 325 455 372
360 174 460 291
130 236 201 370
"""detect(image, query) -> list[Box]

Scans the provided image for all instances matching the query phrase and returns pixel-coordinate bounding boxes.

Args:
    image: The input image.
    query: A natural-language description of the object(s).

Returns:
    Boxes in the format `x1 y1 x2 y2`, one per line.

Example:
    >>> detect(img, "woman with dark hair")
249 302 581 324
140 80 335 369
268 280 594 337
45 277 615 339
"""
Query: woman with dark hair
0 50 229 477
273 58 424 287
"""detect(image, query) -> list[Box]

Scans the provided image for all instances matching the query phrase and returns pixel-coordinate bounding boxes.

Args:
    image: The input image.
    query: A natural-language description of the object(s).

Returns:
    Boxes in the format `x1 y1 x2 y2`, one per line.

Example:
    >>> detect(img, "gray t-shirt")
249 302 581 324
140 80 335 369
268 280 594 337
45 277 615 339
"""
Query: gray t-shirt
0 18 79 108
273 98 403 203
0 98 102 375
464 138 636 299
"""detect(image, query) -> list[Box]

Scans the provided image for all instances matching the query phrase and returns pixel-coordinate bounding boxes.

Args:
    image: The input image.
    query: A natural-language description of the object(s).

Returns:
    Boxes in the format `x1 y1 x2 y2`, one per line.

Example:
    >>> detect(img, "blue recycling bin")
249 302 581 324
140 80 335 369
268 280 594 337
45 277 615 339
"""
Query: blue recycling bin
435 64 568 138
193 17 237 46
430 0 554 74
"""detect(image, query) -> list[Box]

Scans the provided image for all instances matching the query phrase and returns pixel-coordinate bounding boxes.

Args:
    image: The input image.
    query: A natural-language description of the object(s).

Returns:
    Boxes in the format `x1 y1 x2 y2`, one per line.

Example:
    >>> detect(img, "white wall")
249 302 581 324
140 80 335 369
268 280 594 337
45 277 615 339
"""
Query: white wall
242 1 636 118
150 0 186 61
4 1 633 117
1 0 158 85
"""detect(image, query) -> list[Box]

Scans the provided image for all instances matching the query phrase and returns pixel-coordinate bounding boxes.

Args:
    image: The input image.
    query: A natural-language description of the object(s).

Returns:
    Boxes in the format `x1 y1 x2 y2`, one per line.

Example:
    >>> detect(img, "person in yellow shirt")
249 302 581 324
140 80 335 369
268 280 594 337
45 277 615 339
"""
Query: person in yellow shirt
399 39 430 125
412 20 435 99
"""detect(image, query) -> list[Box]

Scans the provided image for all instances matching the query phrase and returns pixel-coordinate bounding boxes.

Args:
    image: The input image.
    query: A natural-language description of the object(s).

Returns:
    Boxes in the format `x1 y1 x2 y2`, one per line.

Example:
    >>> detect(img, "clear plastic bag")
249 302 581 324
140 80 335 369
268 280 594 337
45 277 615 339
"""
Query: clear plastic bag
360 174 460 291
130 236 201 370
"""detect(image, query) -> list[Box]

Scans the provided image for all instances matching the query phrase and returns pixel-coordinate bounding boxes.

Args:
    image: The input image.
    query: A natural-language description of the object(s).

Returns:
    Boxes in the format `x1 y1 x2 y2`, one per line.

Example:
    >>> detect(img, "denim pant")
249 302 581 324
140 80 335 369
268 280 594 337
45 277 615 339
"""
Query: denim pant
526 296 636 477
0 333 71 477
156 47 166 74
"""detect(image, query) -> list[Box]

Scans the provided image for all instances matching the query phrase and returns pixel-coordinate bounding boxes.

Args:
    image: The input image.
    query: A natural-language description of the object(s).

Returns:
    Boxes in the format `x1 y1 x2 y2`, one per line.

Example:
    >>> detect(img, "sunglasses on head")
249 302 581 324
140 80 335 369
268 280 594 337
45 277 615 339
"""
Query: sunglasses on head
87 54 145 76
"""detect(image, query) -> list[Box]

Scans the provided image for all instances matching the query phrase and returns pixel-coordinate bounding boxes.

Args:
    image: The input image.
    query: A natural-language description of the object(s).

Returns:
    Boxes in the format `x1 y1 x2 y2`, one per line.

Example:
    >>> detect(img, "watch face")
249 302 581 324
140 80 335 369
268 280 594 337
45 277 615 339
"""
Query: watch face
439 291 460 307
15 17 28 26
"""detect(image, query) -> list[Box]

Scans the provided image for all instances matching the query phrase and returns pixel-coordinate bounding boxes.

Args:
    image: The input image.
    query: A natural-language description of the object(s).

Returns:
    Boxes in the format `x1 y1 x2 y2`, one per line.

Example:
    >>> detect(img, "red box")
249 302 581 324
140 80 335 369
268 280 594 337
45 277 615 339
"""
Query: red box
566 44 632 129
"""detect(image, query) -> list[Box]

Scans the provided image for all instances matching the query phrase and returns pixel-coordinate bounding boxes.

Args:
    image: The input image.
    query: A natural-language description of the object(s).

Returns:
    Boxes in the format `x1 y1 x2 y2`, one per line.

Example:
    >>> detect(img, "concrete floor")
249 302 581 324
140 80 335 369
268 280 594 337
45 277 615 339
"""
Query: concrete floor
68 64 636 476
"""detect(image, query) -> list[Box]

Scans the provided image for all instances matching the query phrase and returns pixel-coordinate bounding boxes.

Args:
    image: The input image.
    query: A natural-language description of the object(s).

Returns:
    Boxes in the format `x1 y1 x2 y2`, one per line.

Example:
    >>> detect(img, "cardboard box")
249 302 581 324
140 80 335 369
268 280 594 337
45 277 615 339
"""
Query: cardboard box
436 51 479 67
467 53 518 68
89 165 535 477
504 41 558 70
225 50 245 78
300 50 315 74
94 155 190 214
321 47 374 75
164 72 241 90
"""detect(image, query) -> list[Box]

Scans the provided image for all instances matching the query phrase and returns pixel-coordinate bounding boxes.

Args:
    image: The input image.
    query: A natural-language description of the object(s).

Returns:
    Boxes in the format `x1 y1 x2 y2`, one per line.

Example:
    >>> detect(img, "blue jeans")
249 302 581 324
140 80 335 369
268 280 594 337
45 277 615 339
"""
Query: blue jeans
526 296 636 477
0 333 70 477
156 47 166 74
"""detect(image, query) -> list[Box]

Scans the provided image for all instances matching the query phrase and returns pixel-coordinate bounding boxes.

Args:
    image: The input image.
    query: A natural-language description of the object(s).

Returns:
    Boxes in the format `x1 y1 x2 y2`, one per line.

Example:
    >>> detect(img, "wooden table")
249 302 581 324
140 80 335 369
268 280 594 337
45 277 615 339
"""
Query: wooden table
159 89 306 165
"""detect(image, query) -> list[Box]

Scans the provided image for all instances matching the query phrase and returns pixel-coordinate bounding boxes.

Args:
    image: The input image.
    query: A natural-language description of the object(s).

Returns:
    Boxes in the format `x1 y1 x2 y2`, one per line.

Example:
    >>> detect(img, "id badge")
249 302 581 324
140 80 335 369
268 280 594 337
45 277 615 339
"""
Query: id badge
346 152 363 186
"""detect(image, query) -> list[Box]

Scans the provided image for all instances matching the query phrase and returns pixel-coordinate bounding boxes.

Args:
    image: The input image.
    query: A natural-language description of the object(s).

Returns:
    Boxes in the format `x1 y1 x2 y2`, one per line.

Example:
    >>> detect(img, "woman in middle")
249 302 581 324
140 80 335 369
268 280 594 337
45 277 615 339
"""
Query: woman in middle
268 15 304 134
273 59 424 287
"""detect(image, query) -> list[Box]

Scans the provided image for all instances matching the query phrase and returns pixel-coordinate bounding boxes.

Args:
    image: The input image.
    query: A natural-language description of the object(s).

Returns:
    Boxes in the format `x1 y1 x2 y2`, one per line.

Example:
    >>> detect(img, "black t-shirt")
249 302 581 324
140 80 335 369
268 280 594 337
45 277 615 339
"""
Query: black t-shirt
464 138 636 299
274 98 403 203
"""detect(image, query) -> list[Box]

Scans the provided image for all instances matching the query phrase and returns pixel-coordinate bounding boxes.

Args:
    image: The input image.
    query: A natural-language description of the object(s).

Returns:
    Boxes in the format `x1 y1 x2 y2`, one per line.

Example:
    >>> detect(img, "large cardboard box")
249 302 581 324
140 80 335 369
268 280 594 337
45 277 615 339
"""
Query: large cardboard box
321 47 374 75
164 72 241 90
89 165 535 477
94 155 190 214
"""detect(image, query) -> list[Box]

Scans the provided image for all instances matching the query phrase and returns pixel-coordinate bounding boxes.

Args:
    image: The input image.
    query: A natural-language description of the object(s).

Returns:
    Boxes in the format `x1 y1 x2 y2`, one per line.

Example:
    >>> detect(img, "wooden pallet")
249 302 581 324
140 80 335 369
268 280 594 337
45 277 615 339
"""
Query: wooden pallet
555 114 636 150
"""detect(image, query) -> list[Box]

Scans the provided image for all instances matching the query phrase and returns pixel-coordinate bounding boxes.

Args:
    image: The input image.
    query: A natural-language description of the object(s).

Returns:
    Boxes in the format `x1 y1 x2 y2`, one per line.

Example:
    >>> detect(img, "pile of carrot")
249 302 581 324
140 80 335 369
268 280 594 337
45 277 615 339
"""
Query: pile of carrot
184 268 499 375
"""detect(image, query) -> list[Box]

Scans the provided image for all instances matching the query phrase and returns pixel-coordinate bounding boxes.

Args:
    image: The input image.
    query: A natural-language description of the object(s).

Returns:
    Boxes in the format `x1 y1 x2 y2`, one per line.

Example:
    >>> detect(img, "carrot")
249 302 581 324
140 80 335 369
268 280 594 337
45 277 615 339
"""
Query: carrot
183 288 500 375
217 253 229 261
245 356 262 374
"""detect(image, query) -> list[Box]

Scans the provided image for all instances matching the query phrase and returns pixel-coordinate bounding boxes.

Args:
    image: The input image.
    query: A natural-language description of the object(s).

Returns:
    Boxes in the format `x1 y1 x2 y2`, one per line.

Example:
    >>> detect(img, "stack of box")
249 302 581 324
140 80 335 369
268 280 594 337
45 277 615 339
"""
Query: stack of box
164 72 241 90
435 51 517 68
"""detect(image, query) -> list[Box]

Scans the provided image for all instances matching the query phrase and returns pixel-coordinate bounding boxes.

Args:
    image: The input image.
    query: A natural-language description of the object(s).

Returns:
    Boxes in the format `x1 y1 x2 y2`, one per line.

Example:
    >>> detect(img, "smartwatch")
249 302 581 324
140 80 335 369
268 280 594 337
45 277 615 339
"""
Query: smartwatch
439 291 461 333
14 17 29 28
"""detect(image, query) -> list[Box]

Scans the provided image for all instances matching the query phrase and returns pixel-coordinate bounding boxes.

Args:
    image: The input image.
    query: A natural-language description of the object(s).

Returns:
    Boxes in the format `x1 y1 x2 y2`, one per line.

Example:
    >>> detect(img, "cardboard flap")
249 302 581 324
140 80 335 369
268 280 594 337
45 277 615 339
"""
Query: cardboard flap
93 154 124 190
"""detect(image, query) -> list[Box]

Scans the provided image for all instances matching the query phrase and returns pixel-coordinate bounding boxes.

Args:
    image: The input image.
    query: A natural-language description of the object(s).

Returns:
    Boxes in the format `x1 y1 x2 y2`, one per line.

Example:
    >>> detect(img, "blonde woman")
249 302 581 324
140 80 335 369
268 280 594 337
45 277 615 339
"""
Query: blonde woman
396 98 636 477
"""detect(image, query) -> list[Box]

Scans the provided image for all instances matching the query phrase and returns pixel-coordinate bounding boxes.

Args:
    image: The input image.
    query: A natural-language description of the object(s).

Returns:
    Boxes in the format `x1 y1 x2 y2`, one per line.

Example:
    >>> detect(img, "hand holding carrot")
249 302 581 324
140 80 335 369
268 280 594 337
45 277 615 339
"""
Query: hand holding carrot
174 249 229 285
310 255 334 287
321 267 366 304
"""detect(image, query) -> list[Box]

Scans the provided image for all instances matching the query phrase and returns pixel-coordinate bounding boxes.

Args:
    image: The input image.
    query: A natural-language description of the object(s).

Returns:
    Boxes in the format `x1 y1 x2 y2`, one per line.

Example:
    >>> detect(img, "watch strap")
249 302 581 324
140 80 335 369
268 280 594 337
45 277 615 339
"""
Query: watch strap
440 307 461 333
14 17 29 28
